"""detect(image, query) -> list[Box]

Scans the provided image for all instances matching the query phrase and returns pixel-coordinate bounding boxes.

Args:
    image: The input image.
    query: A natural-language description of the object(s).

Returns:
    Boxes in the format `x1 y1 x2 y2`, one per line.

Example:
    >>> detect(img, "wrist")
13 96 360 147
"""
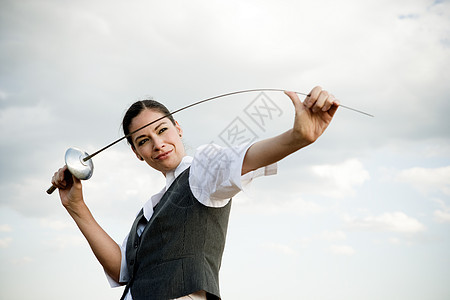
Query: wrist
289 129 315 149
65 199 90 220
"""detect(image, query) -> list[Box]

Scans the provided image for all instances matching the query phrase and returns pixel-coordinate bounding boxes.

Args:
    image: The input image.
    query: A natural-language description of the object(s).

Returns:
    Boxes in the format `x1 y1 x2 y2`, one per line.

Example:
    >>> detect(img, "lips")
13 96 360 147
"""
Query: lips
154 149 173 160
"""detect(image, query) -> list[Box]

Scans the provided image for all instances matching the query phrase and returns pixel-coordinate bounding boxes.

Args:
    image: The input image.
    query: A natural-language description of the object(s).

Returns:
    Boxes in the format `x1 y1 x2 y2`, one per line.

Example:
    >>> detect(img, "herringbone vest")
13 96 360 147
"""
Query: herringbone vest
121 167 231 300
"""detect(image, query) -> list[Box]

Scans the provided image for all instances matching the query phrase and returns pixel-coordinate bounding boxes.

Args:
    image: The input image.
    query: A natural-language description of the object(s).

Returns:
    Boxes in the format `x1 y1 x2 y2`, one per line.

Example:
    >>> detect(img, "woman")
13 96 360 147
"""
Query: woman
51 86 339 299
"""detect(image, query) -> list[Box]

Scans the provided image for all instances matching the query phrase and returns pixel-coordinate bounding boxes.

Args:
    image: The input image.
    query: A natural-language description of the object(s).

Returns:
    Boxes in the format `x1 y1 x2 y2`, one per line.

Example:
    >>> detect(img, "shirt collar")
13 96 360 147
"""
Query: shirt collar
164 155 193 190
142 155 193 221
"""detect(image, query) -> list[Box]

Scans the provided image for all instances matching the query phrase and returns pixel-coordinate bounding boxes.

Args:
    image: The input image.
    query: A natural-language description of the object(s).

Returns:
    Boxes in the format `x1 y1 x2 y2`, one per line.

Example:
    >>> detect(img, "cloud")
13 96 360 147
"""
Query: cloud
68 9 112 37
311 159 370 198
432 198 450 223
329 244 356 256
43 234 85 251
12 256 34 265
398 14 420 20
0 177 61 218
264 242 297 256
434 210 450 223
235 192 326 216
40 218 73 231
0 89 7 101
388 237 402 245
0 237 12 248
396 166 450 195
0 103 55 140
0 103 59 190
297 230 348 251
0 224 12 232
319 230 347 242
344 212 426 234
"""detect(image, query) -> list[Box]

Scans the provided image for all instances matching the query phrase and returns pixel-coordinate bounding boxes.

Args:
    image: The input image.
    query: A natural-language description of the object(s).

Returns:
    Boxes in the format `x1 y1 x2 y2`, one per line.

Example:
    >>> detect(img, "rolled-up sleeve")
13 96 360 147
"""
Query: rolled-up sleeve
105 235 130 287
190 143 277 207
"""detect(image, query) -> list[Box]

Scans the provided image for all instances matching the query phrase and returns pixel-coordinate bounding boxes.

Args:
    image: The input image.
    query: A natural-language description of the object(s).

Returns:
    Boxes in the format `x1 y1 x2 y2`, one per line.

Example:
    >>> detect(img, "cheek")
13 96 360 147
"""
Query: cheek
137 144 153 157
175 137 185 153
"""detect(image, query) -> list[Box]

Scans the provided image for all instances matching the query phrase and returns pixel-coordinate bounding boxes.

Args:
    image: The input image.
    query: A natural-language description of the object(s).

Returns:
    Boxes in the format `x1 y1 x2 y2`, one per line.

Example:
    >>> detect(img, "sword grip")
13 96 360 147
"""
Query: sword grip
47 185 57 194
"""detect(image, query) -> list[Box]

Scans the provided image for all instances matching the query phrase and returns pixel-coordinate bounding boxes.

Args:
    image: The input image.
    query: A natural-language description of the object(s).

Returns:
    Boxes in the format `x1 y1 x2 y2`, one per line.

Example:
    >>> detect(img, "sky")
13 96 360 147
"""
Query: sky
0 0 449 299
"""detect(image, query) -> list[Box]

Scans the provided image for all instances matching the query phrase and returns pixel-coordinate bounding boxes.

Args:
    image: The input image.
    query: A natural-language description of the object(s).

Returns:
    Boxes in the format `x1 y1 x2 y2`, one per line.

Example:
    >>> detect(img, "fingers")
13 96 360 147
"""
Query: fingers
284 90 302 108
285 87 340 119
51 165 70 189
327 100 340 118
304 86 339 114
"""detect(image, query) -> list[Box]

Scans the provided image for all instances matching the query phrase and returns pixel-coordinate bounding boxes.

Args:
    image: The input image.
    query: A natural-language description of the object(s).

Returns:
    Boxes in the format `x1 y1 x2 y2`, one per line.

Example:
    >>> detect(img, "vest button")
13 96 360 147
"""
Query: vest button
134 241 139 248
130 259 134 265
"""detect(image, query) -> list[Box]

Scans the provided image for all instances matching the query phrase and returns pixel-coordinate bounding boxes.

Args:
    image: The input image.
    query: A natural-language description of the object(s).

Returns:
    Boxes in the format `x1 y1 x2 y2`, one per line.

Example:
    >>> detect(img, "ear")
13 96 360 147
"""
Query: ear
175 121 183 138
131 146 144 161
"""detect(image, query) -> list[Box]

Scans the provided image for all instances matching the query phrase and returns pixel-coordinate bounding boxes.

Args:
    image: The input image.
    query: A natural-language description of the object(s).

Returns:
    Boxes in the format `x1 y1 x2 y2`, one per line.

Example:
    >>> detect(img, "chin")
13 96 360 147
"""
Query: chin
158 161 179 173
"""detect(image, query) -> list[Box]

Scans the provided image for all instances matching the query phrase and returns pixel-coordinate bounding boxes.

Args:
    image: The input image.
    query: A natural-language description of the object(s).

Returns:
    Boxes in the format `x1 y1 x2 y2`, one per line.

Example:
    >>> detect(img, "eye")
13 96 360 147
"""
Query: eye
137 138 149 146
158 127 168 134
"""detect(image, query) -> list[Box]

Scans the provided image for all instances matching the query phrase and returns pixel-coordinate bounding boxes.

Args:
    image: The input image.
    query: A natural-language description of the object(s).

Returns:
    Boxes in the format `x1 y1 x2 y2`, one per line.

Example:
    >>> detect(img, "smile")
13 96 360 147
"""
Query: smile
154 149 173 160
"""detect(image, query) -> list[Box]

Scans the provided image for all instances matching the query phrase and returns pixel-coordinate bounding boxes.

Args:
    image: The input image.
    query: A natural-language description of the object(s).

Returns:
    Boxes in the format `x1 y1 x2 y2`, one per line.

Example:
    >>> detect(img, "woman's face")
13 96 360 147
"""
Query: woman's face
129 108 185 175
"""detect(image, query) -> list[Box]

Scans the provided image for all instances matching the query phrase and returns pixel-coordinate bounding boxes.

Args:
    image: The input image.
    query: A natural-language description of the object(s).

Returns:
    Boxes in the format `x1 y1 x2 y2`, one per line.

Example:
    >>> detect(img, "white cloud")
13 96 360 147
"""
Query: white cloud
0 177 62 218
432 198 450 224
396 166 450 195
311 159 370 198
12 256 34 265
0 224 12 232
69 10 112 37
344 212 426 234
264 243 296 256
434 210 450 223
43 235 85 251
0 237 12 248
235 192 326 216
329 244 356 256
319 230 347 242
0 104 55 142
388 237 401 245
0 89 7 101
40 218 73 231
296 230 347 251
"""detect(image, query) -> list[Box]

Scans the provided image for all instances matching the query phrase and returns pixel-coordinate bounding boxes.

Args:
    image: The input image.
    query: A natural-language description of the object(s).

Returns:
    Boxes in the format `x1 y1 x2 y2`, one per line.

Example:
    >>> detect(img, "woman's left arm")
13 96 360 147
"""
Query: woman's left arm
241 86 339 175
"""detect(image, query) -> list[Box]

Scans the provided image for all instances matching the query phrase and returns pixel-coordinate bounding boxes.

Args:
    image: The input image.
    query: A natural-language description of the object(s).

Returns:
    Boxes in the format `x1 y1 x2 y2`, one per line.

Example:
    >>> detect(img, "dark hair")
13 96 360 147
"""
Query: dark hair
122 100 175 147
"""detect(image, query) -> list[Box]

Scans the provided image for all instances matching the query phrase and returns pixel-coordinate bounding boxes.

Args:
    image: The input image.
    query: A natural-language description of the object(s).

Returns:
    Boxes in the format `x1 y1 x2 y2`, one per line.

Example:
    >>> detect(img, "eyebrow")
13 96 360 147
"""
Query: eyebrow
154 121 167 132
133 121 168 144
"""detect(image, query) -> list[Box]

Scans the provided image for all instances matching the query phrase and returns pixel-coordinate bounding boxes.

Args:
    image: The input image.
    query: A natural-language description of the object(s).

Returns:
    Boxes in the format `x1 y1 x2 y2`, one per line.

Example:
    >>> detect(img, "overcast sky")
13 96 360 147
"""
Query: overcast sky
1 0 449 299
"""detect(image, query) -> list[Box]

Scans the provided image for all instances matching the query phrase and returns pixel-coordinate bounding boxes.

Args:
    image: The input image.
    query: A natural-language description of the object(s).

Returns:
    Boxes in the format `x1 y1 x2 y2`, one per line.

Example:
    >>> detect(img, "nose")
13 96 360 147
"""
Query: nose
152 136 165 151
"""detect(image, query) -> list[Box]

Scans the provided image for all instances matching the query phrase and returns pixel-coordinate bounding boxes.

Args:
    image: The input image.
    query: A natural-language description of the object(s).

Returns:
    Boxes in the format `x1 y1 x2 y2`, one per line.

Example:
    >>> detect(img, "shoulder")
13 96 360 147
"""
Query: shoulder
188 143 249 207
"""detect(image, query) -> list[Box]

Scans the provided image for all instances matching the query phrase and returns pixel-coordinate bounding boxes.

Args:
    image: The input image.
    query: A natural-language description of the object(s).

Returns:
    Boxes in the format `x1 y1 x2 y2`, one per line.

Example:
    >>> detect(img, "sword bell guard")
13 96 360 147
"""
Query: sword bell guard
65 147 94 180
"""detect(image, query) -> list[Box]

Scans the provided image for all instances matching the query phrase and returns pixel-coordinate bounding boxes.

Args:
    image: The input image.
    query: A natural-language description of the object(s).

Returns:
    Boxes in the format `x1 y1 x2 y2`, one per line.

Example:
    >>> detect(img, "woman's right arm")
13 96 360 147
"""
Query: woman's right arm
51 166 122 283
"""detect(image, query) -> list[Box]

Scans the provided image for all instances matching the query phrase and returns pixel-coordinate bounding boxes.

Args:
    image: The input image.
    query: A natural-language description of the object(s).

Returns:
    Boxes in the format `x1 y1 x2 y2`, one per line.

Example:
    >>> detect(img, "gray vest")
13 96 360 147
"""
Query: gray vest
121 167 232 300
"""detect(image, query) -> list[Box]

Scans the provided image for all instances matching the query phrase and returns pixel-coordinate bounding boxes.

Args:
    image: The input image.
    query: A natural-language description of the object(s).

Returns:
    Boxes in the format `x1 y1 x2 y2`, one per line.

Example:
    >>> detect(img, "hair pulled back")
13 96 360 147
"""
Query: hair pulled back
122 100 175 147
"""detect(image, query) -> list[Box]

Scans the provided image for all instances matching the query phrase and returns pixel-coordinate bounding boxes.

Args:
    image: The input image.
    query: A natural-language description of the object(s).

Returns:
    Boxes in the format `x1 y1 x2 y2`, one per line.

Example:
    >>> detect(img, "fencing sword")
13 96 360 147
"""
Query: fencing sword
46 88 373 194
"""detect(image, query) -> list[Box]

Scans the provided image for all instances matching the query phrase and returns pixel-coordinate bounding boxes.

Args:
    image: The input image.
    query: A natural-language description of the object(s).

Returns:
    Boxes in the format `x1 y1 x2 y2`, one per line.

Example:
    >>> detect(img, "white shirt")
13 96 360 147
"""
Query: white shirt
108 143 277 299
